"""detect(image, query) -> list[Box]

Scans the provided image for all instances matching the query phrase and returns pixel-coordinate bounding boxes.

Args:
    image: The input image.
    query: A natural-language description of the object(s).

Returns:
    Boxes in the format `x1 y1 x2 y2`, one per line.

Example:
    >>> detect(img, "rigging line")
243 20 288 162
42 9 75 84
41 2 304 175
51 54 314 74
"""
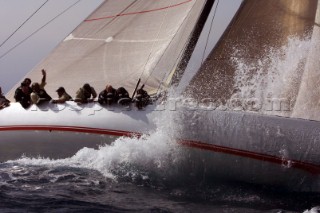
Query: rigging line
0 0 50 49
155 35 188 96
143 0 198 87
201 0 219 65
138 1 174 81
0 0 82 61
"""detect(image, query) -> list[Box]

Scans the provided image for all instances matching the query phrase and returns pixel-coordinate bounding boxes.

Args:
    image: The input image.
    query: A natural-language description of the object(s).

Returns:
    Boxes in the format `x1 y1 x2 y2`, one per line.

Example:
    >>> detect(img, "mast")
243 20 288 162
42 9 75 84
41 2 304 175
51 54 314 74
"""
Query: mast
171 0 216 86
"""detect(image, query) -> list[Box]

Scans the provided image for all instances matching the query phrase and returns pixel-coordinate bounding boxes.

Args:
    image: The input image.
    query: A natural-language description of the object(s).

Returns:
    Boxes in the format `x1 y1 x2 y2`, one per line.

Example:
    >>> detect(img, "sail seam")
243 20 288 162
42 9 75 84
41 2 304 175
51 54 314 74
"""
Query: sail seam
84 0 193 22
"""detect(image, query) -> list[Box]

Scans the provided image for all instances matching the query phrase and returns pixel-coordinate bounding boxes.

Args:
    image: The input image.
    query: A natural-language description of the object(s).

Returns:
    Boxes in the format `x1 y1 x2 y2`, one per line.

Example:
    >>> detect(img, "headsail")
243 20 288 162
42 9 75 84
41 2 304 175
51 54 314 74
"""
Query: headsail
182 0 319 120
7 0 208 100
292 0 320 120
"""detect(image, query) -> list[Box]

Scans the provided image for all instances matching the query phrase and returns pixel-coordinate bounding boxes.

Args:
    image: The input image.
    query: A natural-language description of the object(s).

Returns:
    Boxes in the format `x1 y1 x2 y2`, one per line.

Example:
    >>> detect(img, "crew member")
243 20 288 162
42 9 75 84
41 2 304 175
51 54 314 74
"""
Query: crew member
75 83 97 103
52 87 72 104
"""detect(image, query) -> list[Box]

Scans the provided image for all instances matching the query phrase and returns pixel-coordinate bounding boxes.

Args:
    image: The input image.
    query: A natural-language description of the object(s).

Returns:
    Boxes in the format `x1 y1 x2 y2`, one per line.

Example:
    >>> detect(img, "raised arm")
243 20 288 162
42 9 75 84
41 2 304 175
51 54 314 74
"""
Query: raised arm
41 69 46 84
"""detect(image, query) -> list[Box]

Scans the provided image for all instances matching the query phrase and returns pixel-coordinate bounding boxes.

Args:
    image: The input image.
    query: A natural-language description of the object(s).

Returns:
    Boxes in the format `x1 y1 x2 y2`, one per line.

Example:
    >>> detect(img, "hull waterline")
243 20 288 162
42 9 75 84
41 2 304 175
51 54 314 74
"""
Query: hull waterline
0 102 319 191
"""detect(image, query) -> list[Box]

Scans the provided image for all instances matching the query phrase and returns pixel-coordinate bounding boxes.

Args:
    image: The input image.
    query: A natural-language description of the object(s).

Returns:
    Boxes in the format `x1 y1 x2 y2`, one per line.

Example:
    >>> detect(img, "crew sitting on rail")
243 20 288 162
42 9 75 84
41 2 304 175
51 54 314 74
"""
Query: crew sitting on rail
116 87 131 106
30 69 51 105
13 71 39 99
134 87 150 109
22 78 33 95
14 82 32 109
52 87 73 104
98 85 117 105
75 83 97 104
0 86 10 110
31 82 52 105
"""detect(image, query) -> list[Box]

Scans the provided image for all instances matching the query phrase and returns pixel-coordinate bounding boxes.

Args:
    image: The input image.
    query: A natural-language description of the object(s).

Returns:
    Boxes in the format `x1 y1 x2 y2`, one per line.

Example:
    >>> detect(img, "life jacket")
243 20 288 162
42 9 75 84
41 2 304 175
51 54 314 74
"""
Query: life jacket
14 88 31 109
34 89 52 105
0 95 9 106
116 87 131 105
135 89 150 109
98 89 116 105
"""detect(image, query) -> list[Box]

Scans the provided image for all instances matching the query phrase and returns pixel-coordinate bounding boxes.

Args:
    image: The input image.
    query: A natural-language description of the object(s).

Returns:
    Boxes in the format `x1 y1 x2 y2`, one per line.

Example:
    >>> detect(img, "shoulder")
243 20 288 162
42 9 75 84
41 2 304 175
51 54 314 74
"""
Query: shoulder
30 92 38 97
76 88 83 93
61 93 71 100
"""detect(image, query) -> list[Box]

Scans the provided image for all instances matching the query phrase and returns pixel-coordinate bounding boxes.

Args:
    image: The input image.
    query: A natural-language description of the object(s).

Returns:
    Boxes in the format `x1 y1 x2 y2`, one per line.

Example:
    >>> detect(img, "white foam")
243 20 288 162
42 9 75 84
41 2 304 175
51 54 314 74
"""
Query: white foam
303 206 320 213
229 34 312 116
8 106 182 180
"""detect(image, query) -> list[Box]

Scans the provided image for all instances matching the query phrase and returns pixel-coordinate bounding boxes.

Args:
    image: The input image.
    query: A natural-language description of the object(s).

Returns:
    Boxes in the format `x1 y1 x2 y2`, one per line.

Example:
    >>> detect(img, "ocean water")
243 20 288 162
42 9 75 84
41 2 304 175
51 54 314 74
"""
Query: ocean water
1 129 320 213
1 32 320 213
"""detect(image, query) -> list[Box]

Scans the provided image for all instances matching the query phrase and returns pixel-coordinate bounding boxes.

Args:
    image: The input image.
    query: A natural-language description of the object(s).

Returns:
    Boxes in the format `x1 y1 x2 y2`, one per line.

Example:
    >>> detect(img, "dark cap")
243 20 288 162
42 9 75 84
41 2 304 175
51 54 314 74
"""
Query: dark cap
56 87 65 92
83 83 91 92
20 82 28 87
24 78 31 83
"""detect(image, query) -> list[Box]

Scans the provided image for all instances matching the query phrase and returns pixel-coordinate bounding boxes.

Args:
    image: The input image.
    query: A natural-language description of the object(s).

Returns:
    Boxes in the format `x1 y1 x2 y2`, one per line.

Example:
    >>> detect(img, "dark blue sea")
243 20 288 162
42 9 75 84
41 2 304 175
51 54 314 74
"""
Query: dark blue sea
0 130 319 213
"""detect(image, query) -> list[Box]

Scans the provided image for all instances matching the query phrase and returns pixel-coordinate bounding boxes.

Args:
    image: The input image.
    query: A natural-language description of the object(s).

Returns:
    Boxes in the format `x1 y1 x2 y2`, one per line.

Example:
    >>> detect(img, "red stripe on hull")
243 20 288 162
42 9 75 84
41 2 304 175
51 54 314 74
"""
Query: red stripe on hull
1 125 319 175
178 140 320 175
0 125 141 138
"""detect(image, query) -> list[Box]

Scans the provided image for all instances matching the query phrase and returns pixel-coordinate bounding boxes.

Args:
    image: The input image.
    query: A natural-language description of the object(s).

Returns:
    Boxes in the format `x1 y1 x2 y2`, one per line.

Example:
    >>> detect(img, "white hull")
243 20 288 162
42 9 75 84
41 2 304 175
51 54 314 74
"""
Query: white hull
177 109 320 191
1 102 320 190
0 102 158 161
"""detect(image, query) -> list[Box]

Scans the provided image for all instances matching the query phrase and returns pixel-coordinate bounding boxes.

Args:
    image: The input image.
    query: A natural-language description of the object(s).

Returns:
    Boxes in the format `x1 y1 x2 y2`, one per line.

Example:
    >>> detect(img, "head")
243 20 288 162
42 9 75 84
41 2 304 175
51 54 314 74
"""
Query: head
83 83 92 93
117 87 127 97
106 85 114 93
56 87 65 97
31 82 40 93
21 82 29 94
83 83 92 98
24 78 31 87
137 89 143 94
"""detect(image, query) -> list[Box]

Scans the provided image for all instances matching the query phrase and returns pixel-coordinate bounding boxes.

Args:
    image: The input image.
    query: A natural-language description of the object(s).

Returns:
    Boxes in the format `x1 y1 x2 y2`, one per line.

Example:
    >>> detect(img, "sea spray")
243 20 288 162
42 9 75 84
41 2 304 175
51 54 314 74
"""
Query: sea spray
229 34 312 116
6 102 186 186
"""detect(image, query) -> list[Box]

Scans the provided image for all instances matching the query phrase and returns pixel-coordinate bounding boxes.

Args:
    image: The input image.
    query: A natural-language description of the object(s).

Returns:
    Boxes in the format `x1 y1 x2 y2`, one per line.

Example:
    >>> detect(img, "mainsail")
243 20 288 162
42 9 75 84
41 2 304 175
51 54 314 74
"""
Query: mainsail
7 0 209 100
182 0 320 120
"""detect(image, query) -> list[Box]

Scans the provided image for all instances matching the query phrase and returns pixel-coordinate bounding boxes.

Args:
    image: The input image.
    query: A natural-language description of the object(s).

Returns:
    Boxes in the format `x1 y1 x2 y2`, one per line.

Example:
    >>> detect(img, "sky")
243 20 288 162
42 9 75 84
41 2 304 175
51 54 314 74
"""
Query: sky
0 0 242 94
0 0 103 94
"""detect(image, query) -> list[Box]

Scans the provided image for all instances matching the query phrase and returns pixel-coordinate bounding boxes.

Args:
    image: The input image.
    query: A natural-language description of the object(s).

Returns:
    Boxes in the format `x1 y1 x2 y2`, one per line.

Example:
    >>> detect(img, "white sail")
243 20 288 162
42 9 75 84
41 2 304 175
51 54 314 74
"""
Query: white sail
183 0 320 120
292 0 320 120
7 0 207 100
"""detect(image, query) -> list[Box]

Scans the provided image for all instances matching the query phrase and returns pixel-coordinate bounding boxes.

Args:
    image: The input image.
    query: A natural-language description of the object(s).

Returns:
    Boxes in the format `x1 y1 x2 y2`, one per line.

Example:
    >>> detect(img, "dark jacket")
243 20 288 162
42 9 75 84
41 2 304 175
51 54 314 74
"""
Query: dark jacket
116 87 131 105
32 89 52 105
14 88 32 109
135 88 150 109
98 88 117 105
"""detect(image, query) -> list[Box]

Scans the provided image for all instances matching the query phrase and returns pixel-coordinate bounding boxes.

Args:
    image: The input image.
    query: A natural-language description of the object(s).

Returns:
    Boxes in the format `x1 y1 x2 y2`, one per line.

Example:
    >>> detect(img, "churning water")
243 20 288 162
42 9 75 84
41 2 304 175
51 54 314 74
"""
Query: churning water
1 110 320 212
1 35 320 212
